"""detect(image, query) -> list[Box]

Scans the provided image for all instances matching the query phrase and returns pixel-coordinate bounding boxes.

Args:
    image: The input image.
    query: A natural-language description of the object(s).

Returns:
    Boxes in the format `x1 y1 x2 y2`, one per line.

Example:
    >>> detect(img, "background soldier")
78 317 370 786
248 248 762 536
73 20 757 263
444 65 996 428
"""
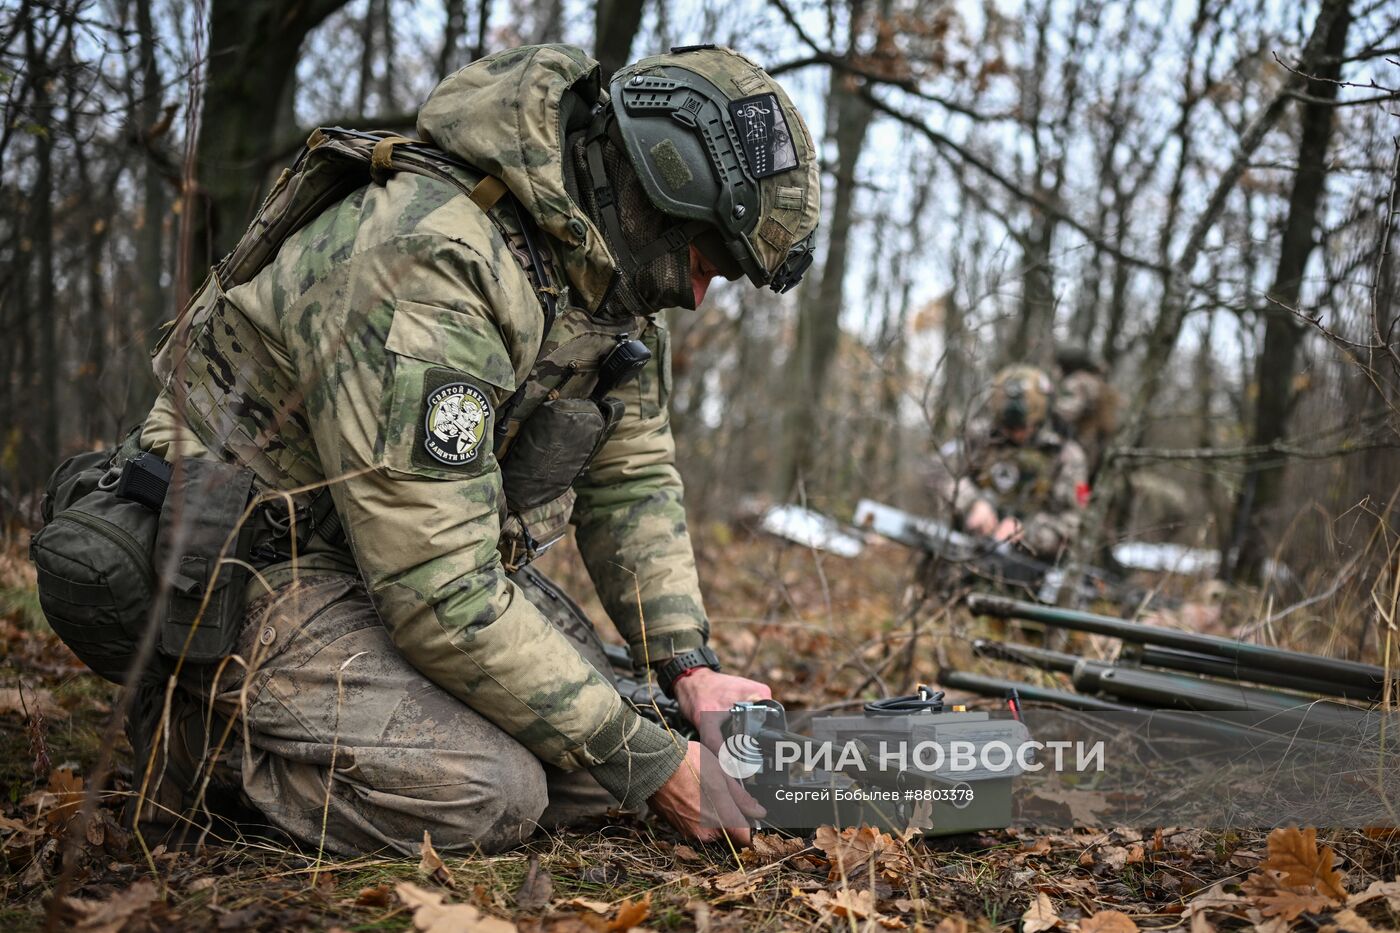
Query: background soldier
131 44 819 854
1052 345 1119 478
935 365 1090 560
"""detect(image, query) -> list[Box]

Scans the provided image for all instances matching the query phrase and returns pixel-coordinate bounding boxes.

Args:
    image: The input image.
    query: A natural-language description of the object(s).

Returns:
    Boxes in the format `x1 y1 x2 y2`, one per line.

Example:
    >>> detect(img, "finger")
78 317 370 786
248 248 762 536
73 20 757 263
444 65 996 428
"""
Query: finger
726 772 767 820
698 720 723 755
712 794 752 846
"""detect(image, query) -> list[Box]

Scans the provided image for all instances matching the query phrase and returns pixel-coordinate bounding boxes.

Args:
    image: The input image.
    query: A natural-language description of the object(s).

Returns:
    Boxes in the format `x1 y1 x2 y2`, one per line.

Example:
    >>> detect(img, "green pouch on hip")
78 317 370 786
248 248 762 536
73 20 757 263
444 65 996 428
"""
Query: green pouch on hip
153 459 257 664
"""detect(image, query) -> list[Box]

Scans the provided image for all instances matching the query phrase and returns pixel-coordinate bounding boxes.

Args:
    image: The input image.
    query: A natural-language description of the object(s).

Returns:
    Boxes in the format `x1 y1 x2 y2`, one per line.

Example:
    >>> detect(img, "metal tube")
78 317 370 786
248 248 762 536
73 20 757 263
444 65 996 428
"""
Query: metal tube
972 639 1080 674
966 593 1387 698
1134 645 1384 702
938 670 1133 712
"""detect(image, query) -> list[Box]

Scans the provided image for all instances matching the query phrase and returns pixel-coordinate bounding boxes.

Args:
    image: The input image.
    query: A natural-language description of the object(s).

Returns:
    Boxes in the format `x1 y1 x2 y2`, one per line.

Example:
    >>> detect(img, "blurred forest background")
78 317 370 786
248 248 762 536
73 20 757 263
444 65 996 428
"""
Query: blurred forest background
1 0 1397 590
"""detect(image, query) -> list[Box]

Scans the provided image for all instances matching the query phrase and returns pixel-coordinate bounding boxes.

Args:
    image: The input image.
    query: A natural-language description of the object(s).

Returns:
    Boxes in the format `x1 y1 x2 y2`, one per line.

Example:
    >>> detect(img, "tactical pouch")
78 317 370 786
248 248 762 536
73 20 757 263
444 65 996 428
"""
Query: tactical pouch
30 448 160 683
500 397 623 511
499 489 577 572
152 459 257 664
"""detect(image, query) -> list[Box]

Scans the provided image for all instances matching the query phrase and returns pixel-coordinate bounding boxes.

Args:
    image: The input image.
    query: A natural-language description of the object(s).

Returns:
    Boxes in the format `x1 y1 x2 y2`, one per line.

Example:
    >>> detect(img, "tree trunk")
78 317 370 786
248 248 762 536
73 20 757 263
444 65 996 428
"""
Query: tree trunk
24 13 59 477
126 0 168 425
190 0 352 269
594 0 645 81
778 84 873 495
1227 0 1353 580
439 0 467 75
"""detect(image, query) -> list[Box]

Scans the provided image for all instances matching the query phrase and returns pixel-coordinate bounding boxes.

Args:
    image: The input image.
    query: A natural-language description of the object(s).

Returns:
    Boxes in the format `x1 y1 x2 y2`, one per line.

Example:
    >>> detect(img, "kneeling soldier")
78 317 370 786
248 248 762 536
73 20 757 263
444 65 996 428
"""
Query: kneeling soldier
129 45 819 854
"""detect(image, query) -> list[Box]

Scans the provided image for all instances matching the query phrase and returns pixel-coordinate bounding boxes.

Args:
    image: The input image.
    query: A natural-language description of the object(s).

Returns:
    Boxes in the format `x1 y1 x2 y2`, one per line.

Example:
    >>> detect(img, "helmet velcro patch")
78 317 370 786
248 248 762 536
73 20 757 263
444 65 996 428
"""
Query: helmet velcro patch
759 216 794 253
649 139 694 191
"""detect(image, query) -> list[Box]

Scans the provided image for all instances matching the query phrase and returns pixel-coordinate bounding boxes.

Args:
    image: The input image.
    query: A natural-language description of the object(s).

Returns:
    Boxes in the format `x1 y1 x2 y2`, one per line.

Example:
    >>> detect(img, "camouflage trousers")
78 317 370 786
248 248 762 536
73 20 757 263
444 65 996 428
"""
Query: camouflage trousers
133 567 618 856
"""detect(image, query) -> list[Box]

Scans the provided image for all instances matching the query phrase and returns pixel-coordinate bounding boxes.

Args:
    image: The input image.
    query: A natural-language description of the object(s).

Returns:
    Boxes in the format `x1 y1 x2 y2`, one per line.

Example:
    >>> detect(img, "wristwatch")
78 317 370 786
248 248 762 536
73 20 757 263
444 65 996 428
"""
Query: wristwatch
656 646 722 698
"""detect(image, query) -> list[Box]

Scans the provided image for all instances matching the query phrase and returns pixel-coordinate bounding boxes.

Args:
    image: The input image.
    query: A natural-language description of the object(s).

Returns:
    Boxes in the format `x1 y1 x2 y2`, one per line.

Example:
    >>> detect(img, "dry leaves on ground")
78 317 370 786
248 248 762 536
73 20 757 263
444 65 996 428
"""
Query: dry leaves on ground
418 830 455 887
1022 892 1061 932
1078 909 1139 932
1349 880 1400 913
397 881 517 932
744 832 807 865
813 824 913 884
63 879 160 933
1260 826 1348 902
515 854 555 911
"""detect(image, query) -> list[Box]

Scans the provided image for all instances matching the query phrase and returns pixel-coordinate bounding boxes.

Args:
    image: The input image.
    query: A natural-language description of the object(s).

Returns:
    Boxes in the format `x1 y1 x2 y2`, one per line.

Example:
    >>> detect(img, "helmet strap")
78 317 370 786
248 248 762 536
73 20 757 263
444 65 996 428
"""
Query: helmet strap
585 109 708 278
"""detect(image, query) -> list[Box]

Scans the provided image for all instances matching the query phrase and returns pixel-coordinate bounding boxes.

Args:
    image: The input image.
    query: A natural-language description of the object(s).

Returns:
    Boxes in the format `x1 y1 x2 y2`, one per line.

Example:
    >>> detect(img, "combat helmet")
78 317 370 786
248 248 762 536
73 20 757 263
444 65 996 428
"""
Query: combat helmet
596 45 821 296
989 365 1055 434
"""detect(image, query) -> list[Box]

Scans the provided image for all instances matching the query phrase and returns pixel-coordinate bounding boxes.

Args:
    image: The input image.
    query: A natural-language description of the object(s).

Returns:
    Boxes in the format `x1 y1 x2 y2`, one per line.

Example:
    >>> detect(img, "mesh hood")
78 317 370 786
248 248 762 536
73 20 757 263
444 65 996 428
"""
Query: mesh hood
571 134 694 317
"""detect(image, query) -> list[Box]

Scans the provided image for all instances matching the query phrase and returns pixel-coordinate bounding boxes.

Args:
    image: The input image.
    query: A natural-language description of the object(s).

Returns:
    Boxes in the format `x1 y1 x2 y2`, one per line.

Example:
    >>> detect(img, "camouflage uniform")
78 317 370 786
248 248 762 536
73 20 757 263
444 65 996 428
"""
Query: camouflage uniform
937 425 1089 558
935 366 1090 559
1054 369 1118 476
137 45 819 854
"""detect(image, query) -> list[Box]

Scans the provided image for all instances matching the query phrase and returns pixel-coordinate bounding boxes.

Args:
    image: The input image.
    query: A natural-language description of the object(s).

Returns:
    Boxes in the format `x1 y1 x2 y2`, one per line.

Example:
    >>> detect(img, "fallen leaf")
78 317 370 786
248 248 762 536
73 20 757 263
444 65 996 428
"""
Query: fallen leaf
1320 908 1387 933
814 824 886 876
933 919 970 933
418 830 455 887
1022 892 1061 933
0 815 41 835
802 888 880 920
1261 827 1346 902
592 893 650 932
39 767 84 828
711 870 756 897
672 844 703 863
1079 910 1139 933
560 897 613 913
1348 879 1400 912
514 855 553 911
64 879 159 933
356 884 392 907
746 832 806 864
1125 844 1145 865
1245 883 1334 922
396 881 516 932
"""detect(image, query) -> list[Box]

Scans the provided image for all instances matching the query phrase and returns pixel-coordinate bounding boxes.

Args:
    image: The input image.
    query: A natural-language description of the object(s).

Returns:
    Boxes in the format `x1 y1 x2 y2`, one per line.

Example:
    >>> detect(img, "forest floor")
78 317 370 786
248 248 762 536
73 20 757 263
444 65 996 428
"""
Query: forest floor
1 521 1398 932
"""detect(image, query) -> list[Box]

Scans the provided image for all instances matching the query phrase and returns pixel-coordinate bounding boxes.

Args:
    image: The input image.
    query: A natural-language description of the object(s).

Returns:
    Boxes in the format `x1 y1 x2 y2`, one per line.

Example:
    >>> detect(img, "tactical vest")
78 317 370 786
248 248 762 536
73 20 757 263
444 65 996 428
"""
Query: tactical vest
970 441 1058 520
152 127 652 571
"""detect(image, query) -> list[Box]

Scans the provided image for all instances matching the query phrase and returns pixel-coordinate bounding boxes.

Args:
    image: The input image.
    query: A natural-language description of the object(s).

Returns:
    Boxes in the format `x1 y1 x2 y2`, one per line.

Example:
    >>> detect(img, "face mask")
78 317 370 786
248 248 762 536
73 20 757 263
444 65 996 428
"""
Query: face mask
572 132 695 317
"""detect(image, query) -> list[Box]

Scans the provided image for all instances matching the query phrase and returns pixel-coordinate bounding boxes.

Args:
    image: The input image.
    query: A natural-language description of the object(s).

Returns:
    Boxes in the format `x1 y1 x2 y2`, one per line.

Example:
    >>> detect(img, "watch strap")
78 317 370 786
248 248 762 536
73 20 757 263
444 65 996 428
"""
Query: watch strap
656 646 721 697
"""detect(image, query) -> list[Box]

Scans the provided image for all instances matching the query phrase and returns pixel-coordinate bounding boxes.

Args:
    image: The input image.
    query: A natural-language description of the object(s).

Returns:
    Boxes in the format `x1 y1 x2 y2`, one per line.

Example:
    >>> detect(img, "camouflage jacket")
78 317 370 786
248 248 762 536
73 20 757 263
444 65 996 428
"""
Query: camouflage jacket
935 424 1090 558
139 46 733 798
1054 370 1118 475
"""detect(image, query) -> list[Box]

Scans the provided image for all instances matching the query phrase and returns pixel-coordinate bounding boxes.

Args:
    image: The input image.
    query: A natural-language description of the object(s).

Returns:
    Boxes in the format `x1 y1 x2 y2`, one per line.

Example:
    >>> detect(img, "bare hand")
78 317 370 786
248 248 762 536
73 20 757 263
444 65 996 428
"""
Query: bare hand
648 741 765 845
673 667 773 757
993 516 1023 544
965 499 999 535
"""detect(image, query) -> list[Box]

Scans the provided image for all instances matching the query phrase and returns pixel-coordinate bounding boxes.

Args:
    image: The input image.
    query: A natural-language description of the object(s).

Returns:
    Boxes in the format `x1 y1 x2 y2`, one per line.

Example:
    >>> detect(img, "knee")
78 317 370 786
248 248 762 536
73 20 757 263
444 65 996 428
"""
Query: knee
349 738 551 854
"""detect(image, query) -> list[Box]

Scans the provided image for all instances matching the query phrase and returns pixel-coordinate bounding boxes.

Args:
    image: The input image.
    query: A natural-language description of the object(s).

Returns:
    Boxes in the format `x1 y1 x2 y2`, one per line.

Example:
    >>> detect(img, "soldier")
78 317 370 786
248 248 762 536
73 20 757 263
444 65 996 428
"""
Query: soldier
131 45 819 854
935 366 1090 560
1052 346 1118 477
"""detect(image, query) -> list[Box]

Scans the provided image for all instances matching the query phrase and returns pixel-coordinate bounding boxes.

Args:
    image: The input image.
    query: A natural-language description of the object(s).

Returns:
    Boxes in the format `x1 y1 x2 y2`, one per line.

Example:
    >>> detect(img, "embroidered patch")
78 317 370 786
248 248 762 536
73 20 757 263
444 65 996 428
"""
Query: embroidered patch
422 380 491 466
728 93 798 179
990 461 1020 493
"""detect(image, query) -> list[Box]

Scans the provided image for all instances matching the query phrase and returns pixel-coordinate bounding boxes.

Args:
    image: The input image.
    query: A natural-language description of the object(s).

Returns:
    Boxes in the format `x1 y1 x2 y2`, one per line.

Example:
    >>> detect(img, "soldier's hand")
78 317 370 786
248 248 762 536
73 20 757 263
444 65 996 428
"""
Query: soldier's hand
673 668 773 758
965 499 999 535
993 516 1024 544
649 740 764 845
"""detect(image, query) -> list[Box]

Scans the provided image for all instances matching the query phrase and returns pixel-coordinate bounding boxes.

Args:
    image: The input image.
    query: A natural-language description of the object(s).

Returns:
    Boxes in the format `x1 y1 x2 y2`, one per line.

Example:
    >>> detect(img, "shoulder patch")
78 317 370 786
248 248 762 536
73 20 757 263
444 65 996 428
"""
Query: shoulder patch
416 367 494 469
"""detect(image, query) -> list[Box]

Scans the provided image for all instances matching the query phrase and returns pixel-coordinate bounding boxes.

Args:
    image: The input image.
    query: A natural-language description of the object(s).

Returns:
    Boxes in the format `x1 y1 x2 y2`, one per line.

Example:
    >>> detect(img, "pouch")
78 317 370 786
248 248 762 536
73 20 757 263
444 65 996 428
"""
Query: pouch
30 449 160 683
152 458 257 663
500 396 623 512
